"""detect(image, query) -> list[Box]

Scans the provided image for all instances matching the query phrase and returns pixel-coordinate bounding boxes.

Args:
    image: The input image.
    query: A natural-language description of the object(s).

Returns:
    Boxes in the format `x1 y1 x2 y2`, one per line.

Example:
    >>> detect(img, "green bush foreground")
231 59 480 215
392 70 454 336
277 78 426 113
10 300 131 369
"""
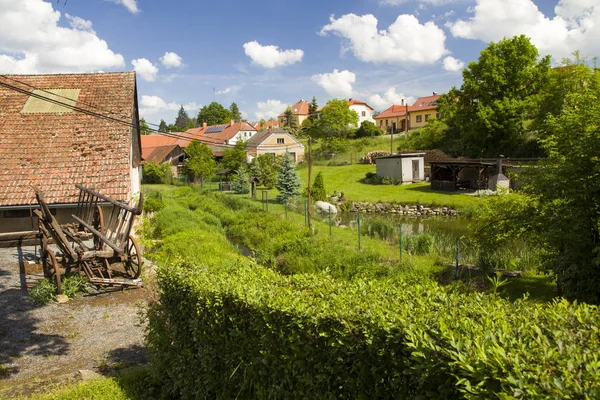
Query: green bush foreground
144 186 600 399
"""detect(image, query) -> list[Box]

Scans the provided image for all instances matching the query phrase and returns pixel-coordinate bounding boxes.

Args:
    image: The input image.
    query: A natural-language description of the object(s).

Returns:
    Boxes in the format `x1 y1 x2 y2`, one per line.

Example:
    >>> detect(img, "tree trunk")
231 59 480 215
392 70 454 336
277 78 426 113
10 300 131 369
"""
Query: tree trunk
307 137 312 228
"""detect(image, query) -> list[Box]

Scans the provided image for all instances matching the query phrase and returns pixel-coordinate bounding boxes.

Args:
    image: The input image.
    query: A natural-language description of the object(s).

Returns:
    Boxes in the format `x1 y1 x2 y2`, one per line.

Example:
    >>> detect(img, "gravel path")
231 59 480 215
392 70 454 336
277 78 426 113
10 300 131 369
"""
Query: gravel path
0 244 152 394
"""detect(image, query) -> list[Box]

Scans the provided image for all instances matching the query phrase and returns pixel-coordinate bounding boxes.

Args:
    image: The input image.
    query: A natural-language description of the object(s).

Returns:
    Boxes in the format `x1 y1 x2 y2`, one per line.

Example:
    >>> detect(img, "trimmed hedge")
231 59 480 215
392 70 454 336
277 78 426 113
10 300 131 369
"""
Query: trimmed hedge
148 260 600 399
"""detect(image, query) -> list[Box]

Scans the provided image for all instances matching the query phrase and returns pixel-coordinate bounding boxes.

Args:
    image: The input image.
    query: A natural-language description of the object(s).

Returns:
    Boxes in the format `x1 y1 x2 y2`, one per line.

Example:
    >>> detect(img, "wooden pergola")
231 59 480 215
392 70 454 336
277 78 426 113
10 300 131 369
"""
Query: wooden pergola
430 160 497 192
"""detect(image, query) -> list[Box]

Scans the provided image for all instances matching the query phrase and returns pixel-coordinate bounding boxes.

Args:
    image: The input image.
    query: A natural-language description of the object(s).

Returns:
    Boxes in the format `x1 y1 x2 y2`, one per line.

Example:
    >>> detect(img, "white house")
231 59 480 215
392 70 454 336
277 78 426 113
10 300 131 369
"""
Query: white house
348 99 375 126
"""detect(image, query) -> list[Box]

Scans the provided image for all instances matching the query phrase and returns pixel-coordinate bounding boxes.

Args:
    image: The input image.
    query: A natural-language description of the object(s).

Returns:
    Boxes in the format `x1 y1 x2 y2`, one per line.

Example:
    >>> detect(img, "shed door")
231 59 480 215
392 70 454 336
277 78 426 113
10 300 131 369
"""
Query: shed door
412 160 419 181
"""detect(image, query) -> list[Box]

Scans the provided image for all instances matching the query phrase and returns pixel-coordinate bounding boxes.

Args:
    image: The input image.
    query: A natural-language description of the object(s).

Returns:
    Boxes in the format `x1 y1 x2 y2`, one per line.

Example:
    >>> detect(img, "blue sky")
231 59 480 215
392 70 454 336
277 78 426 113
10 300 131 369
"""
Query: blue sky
0 0 598 126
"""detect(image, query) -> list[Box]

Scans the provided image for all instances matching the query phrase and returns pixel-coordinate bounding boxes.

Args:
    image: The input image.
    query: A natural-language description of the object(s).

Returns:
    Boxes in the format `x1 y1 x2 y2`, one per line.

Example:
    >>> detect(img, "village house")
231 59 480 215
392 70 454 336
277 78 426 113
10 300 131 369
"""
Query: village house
348 99 375 126
140 135 186 178
277 100 309 127
0 72 142 234
374 93 441 133
246 127 305 163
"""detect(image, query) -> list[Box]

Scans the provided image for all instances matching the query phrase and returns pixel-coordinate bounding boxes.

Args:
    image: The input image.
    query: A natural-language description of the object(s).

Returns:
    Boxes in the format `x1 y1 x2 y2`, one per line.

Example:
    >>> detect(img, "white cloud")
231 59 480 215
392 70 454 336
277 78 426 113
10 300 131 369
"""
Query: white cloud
243 41 304 68
65 14 93 31
0 0 124 74
448 0 600 60
311 69 356 98
160 52 182 68
131 58 158 82
442 56 465 71
368 87 415 111
216 86 240 95
320 13 449 64
255 99 286 120
139 95 200 118
106 0 140 14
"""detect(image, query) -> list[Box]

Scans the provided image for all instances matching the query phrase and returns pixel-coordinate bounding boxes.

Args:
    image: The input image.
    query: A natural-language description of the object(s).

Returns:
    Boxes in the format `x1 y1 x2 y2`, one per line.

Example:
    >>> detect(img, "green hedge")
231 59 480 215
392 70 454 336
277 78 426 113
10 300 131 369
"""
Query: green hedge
148 260 600 399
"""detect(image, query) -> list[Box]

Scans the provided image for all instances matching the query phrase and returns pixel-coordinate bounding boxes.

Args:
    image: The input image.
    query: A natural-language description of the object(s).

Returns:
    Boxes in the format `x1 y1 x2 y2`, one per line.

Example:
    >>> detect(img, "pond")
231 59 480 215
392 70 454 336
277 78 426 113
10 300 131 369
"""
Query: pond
315 212 471 239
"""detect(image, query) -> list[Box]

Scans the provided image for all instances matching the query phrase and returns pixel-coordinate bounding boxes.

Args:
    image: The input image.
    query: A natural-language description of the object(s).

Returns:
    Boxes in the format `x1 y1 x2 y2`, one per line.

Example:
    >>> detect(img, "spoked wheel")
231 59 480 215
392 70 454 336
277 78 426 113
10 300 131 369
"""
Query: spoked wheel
92 205 105 250
124 235 142 279
43 248 62 294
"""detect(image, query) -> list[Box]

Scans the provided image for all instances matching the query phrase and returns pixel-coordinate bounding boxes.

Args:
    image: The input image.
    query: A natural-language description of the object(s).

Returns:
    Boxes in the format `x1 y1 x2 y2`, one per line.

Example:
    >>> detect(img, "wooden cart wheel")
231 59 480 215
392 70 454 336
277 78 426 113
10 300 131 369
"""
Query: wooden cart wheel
43 249 62 294
92 205 105 250
124 235 142 279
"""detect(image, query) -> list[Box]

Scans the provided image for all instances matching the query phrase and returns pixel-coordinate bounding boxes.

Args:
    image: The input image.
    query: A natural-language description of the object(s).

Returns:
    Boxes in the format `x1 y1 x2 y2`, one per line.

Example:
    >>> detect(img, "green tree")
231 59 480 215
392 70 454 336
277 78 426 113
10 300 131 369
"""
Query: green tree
404 119 448 150
276 151 301 200
473 59 600 303
308 96 318 121
282 107 297 129
250 154 277 189
231 166 250 194
229 102 242 123
437 35 551 157
222 140 247 172
175 105 191 131
143 161 172 184
185 140 216 186
197 102 233 126
354 120 383 138
139 118 152 135
158 119 168 132
311 172 326 202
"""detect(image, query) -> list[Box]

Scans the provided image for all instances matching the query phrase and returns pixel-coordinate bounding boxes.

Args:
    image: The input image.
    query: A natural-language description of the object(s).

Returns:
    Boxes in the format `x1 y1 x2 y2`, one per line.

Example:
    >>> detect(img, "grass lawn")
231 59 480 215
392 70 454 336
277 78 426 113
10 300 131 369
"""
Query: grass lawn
296 163 481 211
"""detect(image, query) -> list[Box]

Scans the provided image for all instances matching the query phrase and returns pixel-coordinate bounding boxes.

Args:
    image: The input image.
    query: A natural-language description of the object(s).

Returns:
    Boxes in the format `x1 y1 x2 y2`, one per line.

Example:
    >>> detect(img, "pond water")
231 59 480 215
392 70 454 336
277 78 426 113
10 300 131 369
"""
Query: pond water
315 212 471 238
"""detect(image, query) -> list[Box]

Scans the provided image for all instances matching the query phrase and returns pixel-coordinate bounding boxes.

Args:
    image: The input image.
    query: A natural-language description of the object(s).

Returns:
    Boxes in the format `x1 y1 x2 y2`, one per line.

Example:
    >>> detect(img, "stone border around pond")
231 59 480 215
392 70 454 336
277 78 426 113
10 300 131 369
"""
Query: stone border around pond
348 201 458 216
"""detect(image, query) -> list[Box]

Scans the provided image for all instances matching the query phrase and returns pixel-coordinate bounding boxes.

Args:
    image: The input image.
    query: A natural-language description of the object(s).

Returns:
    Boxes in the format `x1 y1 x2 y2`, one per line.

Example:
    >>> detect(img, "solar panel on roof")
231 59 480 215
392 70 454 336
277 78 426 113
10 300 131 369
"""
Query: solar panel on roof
205 125 226 133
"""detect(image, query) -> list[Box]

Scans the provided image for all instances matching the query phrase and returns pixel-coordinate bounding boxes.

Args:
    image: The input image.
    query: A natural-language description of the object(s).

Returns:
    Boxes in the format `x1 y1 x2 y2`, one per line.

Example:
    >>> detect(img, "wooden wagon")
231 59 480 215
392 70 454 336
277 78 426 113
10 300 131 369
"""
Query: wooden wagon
34 184 143 293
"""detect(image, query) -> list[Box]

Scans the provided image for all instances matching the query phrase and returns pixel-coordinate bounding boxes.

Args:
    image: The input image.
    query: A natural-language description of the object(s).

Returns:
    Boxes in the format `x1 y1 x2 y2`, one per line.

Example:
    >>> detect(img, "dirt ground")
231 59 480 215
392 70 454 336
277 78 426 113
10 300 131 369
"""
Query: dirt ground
0 243 154 397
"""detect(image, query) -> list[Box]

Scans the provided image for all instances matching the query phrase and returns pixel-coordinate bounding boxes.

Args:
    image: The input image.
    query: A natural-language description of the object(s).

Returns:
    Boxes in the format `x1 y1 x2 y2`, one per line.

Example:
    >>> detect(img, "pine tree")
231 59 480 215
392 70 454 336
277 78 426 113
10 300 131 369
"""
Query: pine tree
308 96 318 121
175 105 191 131
276 152 301 200
311 172 326 202
231 166 250 194
230 102 242 123
283 107 297 129
158 119 168 132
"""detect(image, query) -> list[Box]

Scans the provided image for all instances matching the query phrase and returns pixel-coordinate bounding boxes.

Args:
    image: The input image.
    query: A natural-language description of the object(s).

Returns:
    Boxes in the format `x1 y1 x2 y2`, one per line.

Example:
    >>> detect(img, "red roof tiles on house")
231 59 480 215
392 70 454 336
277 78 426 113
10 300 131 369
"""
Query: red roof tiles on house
0 72 140 207
374 94 440 120
278 100 309 117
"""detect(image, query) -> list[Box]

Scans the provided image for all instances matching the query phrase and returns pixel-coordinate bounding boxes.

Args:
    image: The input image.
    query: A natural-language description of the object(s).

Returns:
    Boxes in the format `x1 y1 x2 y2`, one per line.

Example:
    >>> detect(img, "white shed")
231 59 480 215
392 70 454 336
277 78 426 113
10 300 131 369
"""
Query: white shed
375 153 425 183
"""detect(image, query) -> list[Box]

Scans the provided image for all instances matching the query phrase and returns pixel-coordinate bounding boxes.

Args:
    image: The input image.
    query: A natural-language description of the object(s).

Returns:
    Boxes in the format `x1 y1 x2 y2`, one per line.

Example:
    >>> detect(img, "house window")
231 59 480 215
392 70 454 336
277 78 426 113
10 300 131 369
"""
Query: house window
290 152 296 162
425 114 431 121
385 120 389 126
436 113 441 119
361 111 366 117
416 115 422 123
379 120 383 127
277 138 284 144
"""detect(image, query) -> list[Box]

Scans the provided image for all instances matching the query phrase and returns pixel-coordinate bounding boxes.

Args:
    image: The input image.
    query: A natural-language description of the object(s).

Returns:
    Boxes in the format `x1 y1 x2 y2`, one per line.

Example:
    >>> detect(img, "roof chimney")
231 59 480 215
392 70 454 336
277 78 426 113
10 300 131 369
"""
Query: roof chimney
202 122 207 129
433 91 438 96
401 99 404 105
230 119 235 126
268 126 273 133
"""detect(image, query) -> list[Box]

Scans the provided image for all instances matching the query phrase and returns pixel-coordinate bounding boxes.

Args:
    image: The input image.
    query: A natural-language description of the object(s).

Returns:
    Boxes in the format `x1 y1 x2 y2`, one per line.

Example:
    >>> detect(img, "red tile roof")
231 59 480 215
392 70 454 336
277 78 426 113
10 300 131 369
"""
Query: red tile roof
348 98 374 110
278 100 309 117
252 120 279 130
143 144 180 164
374 94 440 119
0 72 140 207
184 121 256 145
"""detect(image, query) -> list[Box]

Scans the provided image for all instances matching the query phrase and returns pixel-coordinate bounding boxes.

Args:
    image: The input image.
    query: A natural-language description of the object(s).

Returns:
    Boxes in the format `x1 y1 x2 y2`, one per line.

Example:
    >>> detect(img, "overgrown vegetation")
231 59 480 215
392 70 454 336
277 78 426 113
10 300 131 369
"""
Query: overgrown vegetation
140 185 597 398
28 275 87 304
141 162 171 184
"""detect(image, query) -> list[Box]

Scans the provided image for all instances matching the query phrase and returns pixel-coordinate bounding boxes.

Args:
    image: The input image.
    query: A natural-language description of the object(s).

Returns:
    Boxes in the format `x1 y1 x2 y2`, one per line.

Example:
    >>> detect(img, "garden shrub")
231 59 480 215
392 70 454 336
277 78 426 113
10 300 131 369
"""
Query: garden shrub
148 259 600 399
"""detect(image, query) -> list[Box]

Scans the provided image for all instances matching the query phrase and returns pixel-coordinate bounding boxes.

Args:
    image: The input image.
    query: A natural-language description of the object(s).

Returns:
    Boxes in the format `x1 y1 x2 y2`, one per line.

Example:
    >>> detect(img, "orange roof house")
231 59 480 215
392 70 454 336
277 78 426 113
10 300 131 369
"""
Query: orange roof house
0 71 142 233
278 99 310 127
374 93 441 133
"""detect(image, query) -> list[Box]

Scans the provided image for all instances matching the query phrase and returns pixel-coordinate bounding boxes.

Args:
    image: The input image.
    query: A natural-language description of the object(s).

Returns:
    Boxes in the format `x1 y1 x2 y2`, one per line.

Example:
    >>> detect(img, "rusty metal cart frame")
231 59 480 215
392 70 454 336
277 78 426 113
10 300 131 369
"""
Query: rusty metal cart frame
34 184 144 293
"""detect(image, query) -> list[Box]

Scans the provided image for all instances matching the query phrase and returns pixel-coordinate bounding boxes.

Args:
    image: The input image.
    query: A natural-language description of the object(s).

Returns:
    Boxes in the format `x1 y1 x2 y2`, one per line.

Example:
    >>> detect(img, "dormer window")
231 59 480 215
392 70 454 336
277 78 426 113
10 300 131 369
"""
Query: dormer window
277 138 284 144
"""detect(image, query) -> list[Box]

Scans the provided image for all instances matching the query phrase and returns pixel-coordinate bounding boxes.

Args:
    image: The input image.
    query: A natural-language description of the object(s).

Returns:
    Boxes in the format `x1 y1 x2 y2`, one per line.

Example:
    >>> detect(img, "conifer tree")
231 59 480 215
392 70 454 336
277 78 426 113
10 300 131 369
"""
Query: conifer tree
276 152 301 200
308 96 318 121
158 119 168 132
231 166 250 194
230 102 242 122
175 105 191 131
311 172 326 202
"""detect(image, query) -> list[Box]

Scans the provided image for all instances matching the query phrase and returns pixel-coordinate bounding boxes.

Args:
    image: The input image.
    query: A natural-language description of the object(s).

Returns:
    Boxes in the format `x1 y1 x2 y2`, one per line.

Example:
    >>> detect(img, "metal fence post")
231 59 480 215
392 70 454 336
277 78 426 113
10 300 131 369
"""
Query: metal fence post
357 211 361 251
399 224 403 263
455 237 460 280
304 200 308 226
329 206 332 237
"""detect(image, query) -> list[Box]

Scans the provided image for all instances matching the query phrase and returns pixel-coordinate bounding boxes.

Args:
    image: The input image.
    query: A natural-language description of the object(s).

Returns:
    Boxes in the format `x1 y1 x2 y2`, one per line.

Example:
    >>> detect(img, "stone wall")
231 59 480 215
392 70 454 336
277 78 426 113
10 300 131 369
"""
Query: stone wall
347 201 458 216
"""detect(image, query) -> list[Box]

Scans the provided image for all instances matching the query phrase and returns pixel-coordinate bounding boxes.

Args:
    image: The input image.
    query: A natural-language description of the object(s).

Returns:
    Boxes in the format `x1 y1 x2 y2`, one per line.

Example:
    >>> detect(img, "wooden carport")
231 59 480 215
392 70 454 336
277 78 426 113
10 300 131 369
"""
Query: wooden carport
430 160 496 192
